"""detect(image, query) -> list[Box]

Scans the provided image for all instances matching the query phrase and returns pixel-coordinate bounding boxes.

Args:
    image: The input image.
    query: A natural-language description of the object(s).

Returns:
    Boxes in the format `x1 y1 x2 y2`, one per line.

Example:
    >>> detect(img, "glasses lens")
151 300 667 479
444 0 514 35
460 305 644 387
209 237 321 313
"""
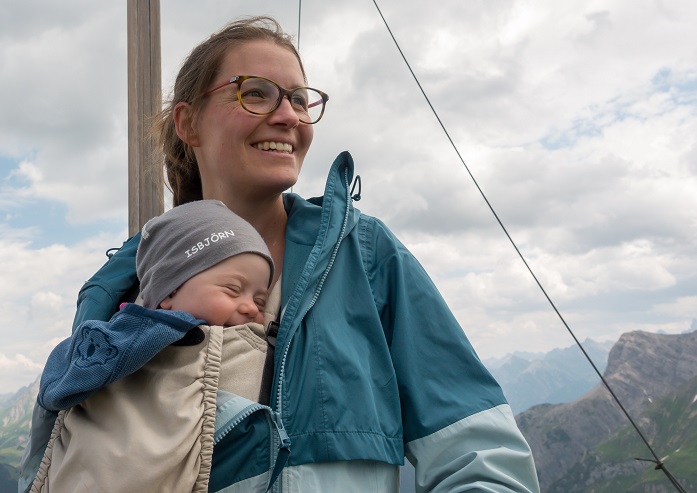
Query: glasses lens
238 77 280 114
290 88 325 124
238 77 326 123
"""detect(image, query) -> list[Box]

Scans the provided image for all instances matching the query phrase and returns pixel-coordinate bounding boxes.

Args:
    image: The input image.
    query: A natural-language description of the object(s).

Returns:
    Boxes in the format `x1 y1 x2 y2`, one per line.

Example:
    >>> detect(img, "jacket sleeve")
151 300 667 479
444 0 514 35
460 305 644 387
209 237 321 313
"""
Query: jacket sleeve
19 235 143 493
364 217 540 493
38 304 204 411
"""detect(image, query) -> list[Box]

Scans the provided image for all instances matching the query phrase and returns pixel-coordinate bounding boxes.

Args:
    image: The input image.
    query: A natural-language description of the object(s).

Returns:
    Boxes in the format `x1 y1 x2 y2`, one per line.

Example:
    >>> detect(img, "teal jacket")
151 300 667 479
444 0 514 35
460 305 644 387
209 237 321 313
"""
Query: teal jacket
20 151 539 492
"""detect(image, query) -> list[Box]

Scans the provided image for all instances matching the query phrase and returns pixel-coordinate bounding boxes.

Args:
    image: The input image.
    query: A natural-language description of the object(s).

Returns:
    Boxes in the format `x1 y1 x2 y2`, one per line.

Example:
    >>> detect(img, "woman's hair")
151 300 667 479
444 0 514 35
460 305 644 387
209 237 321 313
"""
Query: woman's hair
154 16 304 206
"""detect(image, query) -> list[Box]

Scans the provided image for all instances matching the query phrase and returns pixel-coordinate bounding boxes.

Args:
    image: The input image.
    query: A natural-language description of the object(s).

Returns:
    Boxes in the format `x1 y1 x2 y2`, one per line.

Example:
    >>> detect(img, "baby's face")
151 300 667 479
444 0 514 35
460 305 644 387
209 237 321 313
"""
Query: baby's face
160 253 270 326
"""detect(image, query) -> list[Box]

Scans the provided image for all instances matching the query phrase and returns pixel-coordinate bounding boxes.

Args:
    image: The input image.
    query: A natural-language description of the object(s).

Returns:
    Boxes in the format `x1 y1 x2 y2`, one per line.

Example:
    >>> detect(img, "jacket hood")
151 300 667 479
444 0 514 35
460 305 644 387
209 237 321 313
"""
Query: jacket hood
283 150 360 245
277 151 361 364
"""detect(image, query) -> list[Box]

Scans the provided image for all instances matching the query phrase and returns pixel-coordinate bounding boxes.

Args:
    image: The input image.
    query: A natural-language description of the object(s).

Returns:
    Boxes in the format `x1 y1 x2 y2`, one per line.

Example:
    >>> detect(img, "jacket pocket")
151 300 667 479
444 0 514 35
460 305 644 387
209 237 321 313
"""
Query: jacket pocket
210 391 291 492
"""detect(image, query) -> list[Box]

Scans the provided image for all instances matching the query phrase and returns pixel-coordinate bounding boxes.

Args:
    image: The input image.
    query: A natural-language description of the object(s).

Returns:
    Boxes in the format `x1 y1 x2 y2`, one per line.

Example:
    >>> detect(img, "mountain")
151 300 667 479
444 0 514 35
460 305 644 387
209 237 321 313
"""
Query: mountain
516 329 697 491
0 376 39 471
546 374 697 492
487 339 613 414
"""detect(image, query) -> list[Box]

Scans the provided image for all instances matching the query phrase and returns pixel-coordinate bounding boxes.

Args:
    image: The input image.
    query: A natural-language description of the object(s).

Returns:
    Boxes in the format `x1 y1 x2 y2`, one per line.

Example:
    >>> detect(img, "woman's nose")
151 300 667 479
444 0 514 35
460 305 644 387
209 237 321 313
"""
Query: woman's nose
268 97 300 127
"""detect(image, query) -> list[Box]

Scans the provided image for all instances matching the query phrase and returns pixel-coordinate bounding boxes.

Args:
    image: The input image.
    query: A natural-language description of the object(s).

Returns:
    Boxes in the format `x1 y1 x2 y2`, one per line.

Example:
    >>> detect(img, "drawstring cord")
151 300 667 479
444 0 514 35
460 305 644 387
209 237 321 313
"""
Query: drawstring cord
350 175 361 201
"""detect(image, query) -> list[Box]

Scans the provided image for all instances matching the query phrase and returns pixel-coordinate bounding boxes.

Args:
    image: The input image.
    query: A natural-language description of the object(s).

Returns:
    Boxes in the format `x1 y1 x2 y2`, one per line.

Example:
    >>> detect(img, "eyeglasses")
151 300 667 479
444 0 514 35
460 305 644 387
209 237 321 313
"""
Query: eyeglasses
202 75 329 124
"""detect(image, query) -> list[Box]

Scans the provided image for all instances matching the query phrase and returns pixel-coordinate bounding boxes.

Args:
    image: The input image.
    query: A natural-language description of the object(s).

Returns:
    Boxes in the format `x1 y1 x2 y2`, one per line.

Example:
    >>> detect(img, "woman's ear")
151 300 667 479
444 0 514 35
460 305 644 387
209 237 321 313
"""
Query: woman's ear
173 102 200 147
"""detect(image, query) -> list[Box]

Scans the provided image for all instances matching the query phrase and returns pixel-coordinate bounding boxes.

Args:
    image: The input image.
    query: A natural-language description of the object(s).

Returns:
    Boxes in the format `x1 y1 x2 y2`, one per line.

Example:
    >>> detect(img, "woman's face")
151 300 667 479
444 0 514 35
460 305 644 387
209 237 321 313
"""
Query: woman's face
188 40 314 204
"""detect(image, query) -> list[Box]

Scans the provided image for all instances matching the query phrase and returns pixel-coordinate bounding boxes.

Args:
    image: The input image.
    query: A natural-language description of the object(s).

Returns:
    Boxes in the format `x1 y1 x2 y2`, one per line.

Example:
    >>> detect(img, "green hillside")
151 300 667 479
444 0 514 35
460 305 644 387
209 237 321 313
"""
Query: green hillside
0 417 27 470
548 375 697 492
0 378 37 471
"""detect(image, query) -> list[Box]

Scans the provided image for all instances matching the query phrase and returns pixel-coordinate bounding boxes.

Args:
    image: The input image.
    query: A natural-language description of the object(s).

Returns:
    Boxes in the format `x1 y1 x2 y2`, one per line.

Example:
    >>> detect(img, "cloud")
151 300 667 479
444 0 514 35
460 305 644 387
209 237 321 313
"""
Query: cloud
0 231 126 364
653 296 697 318
0 352 44 396
0 3 129 225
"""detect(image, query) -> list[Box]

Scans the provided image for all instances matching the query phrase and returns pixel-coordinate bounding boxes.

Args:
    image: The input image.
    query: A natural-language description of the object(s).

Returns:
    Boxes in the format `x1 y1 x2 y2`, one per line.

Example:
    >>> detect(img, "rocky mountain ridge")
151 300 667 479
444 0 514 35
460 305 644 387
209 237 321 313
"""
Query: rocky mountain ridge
0 377 38 492
0 377 38 467
517 329 697 491
547 374 697 492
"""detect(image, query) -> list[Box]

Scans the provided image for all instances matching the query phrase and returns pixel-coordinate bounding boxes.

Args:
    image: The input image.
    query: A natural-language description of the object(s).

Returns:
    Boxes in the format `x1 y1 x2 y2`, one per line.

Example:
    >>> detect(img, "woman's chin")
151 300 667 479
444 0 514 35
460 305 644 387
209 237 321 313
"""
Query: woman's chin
268 168 302 193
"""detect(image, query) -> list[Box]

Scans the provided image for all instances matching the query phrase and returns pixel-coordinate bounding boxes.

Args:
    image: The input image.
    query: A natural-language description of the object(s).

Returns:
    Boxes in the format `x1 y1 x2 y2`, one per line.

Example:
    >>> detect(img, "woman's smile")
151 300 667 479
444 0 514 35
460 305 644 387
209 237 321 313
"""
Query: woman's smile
252 141 294 153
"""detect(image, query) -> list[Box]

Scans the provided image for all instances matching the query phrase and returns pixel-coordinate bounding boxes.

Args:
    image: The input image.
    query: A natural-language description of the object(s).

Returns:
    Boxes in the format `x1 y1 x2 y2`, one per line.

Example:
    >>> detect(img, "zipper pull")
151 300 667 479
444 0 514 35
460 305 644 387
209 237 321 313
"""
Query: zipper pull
273 411 290 448
266 412 292 492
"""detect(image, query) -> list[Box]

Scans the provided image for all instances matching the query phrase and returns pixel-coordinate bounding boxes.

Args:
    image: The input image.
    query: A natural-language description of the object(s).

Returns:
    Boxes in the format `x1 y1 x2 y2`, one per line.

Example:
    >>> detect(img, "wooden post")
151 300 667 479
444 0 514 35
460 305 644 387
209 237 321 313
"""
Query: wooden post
127 0 163 236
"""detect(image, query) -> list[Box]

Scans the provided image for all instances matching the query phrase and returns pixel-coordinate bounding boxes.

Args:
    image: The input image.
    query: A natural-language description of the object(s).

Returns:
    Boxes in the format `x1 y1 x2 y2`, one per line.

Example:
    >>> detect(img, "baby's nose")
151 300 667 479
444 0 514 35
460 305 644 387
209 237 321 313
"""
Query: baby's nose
239 299 259 317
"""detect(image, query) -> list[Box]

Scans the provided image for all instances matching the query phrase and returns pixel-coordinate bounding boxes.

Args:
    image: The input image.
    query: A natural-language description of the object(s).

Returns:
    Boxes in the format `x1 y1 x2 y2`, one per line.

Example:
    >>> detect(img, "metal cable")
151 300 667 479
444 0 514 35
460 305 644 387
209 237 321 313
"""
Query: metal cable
370 1 687 491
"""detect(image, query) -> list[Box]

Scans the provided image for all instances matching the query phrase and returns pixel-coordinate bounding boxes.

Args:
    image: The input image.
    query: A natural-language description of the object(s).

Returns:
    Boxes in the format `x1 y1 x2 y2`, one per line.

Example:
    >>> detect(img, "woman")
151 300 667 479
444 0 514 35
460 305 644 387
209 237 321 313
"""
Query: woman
21 16 540 493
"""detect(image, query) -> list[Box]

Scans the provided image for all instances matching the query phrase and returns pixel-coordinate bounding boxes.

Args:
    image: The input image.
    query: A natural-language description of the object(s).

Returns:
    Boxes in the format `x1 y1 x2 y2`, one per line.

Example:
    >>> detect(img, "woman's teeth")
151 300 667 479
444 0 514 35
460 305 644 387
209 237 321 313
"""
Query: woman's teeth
255 142 293 153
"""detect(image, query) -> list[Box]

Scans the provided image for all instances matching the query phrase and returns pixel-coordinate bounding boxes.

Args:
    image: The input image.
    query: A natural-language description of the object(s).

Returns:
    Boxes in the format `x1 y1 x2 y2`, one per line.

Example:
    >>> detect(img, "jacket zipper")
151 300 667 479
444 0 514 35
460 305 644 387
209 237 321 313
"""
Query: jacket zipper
272 168 352 492
214 402 290 492
213 403 271 446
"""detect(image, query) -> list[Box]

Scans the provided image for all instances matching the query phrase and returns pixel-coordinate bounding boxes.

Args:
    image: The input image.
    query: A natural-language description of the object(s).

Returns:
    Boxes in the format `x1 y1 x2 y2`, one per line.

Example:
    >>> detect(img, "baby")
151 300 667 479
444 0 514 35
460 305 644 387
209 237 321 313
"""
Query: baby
32 200 282 493
138 199 274 327
39 199 274 411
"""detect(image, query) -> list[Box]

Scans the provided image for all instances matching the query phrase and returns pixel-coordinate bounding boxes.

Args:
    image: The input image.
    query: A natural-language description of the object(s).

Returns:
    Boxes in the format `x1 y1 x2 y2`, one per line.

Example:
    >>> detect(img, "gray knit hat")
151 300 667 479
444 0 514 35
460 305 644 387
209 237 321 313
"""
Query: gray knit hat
136 200 274 309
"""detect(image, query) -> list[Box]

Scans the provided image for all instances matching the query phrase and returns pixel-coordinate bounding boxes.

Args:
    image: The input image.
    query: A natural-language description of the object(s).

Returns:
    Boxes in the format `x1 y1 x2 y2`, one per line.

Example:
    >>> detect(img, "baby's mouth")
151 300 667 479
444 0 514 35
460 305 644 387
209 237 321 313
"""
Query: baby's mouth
253 141 293 153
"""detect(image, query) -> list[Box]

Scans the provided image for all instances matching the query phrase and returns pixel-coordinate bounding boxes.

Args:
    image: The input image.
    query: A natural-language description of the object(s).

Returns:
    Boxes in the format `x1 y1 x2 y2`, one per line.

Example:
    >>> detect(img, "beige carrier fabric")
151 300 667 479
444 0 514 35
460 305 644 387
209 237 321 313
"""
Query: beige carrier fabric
218 276 281 398
31 325 224 493
30 279 282 493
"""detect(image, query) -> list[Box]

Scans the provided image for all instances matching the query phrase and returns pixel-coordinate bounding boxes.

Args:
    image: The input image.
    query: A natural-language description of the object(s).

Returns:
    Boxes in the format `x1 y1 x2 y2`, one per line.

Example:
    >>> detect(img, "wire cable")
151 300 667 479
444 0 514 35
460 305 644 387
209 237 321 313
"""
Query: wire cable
370 1 686 491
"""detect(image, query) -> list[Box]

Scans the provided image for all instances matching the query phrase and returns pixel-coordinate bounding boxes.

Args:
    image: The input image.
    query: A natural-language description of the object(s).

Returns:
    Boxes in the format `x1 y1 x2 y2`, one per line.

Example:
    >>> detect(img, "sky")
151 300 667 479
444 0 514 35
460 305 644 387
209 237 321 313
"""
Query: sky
1 0 696 394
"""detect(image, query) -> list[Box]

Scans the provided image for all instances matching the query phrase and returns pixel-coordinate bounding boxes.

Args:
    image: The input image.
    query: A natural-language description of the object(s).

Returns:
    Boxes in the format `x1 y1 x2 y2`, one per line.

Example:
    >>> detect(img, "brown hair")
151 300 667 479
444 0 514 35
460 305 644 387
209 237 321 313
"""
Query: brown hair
154 16 305 206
